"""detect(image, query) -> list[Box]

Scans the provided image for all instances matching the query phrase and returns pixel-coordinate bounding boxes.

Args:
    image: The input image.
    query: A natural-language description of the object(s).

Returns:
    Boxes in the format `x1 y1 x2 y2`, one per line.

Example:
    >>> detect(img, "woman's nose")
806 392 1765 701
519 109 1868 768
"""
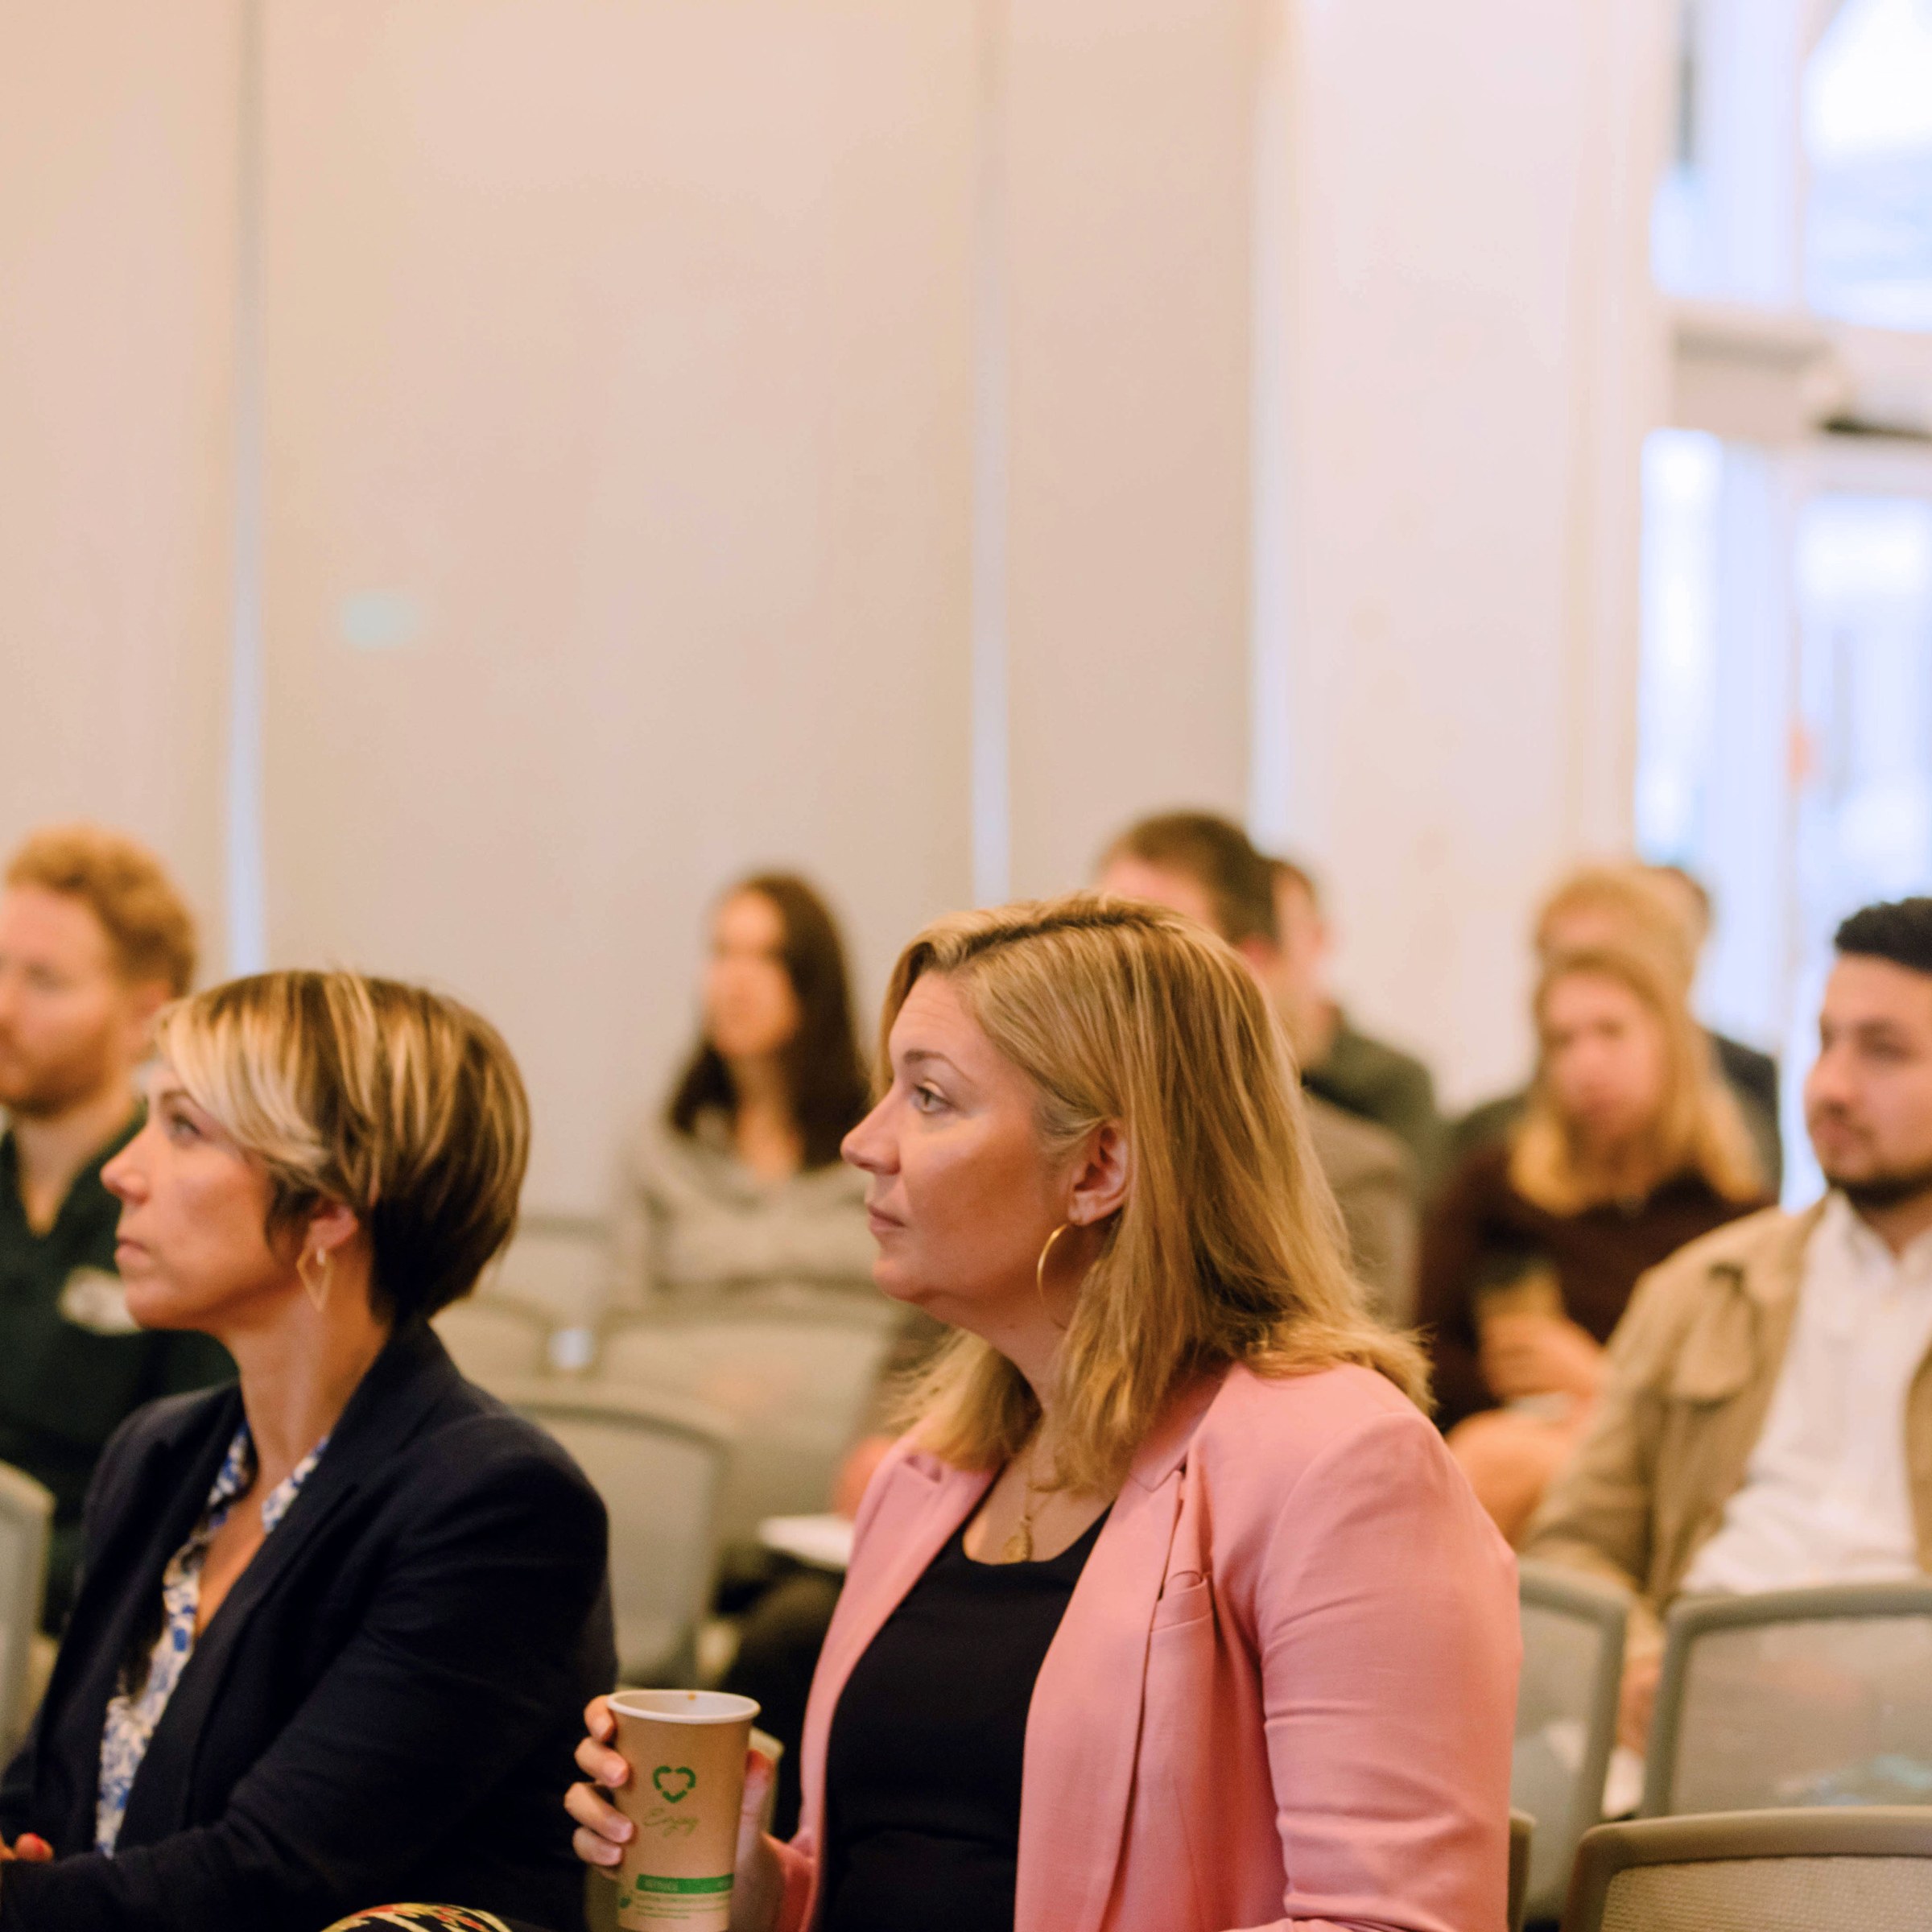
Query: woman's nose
841 1097 894 1174
100 1142 144 1203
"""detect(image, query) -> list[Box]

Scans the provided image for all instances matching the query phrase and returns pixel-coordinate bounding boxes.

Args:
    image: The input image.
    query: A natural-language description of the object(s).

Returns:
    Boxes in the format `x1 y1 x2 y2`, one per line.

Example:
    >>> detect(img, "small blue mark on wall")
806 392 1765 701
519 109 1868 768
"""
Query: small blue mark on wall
339 591 423 650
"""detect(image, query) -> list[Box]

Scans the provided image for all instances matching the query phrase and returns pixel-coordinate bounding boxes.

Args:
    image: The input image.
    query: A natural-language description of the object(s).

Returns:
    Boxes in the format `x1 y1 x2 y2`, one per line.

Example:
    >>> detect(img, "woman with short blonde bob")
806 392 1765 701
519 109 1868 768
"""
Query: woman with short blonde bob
572 894 1517 1932
0 972 613 1932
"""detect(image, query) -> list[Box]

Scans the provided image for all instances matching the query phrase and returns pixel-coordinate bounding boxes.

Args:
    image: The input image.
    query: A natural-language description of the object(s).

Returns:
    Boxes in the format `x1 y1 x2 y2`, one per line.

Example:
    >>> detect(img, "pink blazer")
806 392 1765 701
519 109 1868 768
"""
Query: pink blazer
772 1361 1520 1932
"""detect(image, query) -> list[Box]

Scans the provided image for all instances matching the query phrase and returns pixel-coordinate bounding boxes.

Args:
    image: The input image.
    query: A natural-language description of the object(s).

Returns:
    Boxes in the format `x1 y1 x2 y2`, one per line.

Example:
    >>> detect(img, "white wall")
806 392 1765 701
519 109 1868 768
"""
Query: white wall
2 0 1679 1191
1260 0 1672 1106
0 2 241 950
256 1 979 1211
1002 0 1259 898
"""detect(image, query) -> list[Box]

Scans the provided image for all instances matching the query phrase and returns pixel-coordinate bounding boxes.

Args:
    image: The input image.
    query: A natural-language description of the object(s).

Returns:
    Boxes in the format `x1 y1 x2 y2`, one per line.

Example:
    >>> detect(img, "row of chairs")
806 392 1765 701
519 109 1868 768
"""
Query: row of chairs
433 1279 905 1686
1513 1563 1932 1923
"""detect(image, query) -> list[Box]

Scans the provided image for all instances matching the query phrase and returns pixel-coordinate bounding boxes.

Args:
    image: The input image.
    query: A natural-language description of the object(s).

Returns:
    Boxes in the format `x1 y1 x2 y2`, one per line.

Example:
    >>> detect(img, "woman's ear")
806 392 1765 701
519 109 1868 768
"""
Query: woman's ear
303 1199 361 1261
1068 1121 1131 1227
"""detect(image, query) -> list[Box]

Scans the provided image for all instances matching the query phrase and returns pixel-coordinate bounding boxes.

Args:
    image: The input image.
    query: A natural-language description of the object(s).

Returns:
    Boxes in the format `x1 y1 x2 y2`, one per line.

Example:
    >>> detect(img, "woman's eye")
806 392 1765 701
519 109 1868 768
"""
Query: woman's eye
164 1110 202 1143
911 1084 946 1115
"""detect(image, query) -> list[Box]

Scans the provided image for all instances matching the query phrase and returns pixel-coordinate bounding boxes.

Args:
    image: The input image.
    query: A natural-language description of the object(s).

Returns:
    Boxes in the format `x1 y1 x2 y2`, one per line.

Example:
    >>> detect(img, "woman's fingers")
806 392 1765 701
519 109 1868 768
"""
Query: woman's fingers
573 1823 625 1872
567 1779 634 1847
575 1731 631 1789
738 1748 775 1830
584 1695 617 1744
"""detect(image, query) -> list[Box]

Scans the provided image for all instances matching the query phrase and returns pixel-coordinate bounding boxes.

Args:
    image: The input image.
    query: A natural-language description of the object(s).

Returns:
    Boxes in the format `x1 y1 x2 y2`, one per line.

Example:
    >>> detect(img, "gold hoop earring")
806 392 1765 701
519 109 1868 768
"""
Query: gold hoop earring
298 1247 332 1315
1035 1222 1076 1332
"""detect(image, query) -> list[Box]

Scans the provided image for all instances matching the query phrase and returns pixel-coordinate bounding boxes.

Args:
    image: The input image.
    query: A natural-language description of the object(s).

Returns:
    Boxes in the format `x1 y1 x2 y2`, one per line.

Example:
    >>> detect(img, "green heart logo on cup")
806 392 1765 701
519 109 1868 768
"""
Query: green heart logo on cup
652 1765 698 1804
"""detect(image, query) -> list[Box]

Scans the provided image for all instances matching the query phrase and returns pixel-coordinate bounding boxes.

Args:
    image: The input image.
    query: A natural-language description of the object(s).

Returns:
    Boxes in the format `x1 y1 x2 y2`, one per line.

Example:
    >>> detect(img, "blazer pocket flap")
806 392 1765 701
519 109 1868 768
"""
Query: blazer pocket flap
1151 1570 1213 1631
1667 1292 1757 1402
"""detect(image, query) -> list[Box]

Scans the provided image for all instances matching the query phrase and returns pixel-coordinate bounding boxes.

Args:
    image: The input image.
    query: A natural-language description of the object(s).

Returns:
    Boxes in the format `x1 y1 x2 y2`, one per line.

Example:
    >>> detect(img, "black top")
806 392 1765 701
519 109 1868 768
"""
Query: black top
0 1321 614 1932
0 1120 233 1629
1416 1139 1767 1428
821 1509 1108 1932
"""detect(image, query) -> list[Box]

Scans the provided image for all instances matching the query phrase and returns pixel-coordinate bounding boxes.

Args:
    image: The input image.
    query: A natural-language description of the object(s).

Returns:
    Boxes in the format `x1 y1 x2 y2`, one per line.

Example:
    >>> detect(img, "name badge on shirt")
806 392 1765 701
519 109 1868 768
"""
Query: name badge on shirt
58 1267 141 1336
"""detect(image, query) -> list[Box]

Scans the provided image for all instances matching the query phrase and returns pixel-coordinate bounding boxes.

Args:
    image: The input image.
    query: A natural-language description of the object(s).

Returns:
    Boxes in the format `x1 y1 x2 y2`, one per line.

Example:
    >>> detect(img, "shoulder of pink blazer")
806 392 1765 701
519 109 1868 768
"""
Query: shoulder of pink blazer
1166 1360 1517 1605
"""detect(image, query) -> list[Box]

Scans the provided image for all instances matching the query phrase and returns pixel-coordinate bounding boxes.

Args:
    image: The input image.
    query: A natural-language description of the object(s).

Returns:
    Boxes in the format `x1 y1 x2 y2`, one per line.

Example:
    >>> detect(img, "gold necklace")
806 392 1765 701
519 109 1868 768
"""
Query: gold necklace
1001 1435 1051 1563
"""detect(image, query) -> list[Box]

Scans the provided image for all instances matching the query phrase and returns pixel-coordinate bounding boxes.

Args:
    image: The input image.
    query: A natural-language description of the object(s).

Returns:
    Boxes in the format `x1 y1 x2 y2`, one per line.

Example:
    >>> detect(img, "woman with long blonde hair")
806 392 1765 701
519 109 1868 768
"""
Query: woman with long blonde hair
1421 936 1770 1540
572 894 1517 1932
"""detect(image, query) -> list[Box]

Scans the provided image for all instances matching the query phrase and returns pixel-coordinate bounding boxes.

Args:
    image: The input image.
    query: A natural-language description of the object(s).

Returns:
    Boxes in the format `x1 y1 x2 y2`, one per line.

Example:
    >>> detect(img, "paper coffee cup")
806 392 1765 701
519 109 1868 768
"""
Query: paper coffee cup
609 1690 761 1931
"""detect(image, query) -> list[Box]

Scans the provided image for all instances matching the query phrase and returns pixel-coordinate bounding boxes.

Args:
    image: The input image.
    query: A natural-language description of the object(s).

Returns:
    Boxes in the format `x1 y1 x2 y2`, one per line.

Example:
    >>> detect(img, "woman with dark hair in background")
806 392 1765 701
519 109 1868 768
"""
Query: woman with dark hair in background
609 874 876 1310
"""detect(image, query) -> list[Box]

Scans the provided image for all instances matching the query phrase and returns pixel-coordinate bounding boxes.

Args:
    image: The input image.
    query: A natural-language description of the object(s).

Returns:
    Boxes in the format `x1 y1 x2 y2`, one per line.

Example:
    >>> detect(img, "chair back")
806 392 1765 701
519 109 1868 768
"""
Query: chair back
431 1297 551 1390
1643 1580 1932 1816
1562 1806 1932 1932
1508 1809 1534 1932
595 1294 900 1542
0 1462 52 1750
1512 1560 1629 1922
484 1211 611 1332
503 1382 733 1686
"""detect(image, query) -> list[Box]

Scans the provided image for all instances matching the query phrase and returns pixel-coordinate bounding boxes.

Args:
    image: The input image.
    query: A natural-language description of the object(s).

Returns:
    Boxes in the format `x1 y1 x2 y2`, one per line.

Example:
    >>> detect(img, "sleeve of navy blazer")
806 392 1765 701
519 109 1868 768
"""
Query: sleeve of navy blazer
0 1426 609 1932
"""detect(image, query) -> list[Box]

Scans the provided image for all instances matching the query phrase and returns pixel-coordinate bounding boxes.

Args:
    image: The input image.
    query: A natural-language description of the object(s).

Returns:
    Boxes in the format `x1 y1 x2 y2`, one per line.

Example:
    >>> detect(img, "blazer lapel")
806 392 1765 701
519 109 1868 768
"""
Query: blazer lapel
796 1453 991 1852
1015 1376 1218 1932
119 1324 460 1843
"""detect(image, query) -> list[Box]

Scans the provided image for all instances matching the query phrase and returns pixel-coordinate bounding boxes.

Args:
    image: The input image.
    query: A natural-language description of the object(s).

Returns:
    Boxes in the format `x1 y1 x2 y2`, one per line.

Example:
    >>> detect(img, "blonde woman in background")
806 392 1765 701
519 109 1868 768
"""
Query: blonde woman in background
572 894 1517 1932
0 973 613 1932
610 874 875 1311
1420 938 1771 1541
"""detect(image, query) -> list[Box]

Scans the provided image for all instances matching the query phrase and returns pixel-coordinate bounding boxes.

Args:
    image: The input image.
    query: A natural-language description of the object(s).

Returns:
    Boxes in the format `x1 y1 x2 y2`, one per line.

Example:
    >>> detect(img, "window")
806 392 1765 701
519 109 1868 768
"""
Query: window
1805 0 1932 328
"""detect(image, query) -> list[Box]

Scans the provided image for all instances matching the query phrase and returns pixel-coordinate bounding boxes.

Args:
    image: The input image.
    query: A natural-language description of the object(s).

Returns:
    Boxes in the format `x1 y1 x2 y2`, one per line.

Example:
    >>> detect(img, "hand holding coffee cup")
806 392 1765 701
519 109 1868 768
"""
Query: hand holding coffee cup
568 1692 785 1932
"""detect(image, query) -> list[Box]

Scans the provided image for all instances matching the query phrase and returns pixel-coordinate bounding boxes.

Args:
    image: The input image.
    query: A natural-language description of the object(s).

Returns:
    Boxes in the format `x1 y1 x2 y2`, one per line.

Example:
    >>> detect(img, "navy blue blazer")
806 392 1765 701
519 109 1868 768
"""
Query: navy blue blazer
0 1321 613 1932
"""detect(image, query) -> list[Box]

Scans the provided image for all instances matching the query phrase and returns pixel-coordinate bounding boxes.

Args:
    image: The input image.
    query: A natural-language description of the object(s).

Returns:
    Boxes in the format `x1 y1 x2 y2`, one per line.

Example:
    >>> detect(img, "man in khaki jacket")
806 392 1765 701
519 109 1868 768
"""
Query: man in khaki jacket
1525 897 1932 1747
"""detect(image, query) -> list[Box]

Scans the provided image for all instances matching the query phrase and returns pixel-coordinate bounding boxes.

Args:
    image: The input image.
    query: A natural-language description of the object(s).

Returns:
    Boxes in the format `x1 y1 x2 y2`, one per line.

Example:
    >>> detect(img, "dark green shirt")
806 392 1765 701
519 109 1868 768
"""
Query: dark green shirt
0 1114 233 1629
1305 1014 1447 1189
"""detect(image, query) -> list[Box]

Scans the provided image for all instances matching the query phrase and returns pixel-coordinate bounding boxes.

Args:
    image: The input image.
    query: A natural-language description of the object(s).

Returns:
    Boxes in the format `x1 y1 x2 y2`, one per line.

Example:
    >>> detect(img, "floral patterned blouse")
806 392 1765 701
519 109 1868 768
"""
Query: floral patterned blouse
94 1423 329 1855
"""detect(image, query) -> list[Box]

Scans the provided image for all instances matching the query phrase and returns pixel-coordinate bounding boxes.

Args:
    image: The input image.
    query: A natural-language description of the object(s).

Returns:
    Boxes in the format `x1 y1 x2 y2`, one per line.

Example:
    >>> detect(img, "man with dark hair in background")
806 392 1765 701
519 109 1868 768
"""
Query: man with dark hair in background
1097 811 1419 1322
1267 855 1444 1185
1528 897 1932 1754
0 825 233 1628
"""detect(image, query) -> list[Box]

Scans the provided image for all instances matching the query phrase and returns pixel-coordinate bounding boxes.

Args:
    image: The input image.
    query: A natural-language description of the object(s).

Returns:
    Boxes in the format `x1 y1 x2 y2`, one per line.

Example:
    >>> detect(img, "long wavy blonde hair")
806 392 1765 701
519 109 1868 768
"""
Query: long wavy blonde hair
884 894 1428 1493
1509 939 1765 1216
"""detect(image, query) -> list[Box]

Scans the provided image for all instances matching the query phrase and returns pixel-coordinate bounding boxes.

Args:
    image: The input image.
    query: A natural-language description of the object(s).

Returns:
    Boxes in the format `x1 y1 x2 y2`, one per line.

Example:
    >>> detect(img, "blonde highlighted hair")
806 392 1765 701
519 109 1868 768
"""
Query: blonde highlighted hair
1510 939 1765 1216
884 894 1427 1494
155 972 529 1324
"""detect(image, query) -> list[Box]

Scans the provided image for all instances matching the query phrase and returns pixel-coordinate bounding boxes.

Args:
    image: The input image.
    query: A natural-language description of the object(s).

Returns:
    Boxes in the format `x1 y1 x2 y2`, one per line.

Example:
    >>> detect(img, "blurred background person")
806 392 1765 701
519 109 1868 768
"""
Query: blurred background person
1529 898 1932 1756
1420 934 1769 1539
0 972 613 1930
1097 811 1419 1322
1267 856 1445 1185
1648 861 1782 1139
0 825 232 1631
1454 861 1784 1189
609 873 876 1311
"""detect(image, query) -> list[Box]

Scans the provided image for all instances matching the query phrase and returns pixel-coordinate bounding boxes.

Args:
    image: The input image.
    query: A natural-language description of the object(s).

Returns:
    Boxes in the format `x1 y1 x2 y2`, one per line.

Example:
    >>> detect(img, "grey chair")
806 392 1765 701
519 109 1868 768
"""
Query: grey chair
1512 1561 1629 1923
503 1382 734 1686
1642 1580 1932 1817
1562 1806 1932 1932
1509 1808 1534 1932
431 1294 552 1390
482 1209 612 1340
0 1462 52 1751
594 1293 901 1544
